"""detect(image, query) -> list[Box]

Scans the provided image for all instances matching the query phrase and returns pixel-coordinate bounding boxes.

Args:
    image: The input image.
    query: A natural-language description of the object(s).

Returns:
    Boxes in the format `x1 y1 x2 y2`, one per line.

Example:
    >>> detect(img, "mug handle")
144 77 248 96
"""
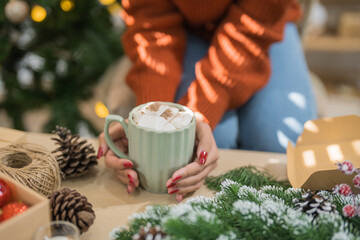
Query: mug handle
104 115 129 159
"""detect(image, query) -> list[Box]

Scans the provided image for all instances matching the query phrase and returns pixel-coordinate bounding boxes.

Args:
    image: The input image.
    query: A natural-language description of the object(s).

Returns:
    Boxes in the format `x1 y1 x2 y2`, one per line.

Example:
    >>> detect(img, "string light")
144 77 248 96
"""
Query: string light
107 3 121 15
95 101 109 118
60 0 75 12
31 5 47 22
99 0 116 6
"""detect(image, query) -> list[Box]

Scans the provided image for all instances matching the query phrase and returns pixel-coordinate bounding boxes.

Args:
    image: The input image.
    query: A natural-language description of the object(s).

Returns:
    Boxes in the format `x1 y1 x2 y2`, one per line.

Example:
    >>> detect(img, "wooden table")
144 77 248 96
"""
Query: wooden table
25 132 288 240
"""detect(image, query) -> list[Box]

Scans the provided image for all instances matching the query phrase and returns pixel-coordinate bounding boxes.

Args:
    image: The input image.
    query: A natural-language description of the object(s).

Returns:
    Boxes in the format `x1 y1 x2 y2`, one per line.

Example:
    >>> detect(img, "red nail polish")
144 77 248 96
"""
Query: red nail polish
124 162 133 168
172 175 182 182
127 174 135 185
167 182 177 188
97 147 103 159
199 151 208 165
169 189 179 195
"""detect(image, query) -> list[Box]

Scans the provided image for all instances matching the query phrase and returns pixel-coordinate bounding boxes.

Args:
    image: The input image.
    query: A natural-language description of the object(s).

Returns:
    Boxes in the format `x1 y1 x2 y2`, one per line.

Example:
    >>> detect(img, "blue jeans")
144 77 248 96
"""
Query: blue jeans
175 24 317 153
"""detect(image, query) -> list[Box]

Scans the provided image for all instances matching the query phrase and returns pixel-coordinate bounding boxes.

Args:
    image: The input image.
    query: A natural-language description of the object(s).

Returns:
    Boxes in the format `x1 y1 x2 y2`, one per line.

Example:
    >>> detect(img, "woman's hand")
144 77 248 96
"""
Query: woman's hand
98 121 139 194
166 120 219 202
98 119 219 199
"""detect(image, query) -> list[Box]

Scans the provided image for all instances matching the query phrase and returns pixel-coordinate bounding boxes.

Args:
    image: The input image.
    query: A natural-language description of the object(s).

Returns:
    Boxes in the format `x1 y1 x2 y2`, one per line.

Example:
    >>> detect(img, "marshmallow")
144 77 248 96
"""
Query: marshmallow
144 102 169 116
137 114 168 131
160 106 179 120
133 110 145 124
133 102 193 131
162 122 177 131
170 111 193 129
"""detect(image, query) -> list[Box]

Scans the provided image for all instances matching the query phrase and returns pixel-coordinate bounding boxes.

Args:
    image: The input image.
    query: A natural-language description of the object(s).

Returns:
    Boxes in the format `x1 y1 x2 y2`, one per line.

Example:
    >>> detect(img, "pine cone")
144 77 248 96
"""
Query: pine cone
49 188 95 233
293 190 335 218
132 223 167 240
51 126 97 178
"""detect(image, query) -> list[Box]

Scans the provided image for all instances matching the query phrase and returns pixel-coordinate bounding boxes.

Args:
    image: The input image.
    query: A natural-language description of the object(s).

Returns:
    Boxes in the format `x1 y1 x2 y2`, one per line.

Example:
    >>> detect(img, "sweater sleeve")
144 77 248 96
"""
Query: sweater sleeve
122 0 186 105
178 0 302 129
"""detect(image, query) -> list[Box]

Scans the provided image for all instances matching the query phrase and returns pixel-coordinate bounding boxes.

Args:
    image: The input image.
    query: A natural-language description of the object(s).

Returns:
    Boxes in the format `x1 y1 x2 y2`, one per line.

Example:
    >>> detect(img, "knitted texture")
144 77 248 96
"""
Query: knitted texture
122 0 301 129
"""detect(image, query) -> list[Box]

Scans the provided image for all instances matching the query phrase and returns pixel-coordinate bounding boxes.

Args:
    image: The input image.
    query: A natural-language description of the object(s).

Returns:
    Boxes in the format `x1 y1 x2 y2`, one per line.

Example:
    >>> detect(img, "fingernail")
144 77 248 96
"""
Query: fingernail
123 162 133 168
177 194 184 202
97 147 103 159
199 151 208 165
127 186 131 194
169 189 179 195
172 175 182 182
127 174 135 186
167 182 177 188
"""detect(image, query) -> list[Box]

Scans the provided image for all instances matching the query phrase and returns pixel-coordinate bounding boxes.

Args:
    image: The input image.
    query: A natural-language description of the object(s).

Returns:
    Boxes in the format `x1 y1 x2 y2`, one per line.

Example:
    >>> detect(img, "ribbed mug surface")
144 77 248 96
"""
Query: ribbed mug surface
105 102 196 193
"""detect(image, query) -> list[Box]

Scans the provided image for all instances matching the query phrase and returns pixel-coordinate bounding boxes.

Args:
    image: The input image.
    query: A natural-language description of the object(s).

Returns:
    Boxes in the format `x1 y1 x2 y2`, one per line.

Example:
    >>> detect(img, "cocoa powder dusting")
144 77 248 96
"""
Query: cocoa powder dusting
146 102 161 112
161 109 173 119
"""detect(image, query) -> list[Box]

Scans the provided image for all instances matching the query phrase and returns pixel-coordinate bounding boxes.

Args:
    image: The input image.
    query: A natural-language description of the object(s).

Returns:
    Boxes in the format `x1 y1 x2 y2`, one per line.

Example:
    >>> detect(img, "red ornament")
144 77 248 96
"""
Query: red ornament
1 202 29 221
0 178 11 207
342 204 356 218
353 174 360 188
333 183 352 196
336 161 356 175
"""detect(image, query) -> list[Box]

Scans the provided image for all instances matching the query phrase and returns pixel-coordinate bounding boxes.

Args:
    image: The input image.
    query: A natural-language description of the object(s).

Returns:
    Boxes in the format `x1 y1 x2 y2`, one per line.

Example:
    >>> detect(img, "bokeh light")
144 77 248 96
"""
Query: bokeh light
107 3 122 15
99 0 116 6
60 0 75 12
95 101 109 118
31 5 47 22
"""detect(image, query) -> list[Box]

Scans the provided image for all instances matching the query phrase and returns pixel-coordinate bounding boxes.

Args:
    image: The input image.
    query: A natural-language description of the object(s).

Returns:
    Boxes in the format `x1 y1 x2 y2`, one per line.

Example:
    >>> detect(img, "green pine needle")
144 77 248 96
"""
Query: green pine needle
205 165 291 191
111 166 360 239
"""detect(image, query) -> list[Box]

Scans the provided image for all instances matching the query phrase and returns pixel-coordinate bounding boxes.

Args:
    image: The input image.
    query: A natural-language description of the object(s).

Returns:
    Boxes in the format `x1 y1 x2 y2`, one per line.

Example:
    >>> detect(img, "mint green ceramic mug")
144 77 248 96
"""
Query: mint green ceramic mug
104 102 196 193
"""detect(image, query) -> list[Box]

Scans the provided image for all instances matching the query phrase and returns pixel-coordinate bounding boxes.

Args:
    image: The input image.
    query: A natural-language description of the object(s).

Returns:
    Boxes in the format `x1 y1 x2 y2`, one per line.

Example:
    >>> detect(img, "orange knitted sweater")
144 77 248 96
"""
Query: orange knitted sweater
121 0 301 129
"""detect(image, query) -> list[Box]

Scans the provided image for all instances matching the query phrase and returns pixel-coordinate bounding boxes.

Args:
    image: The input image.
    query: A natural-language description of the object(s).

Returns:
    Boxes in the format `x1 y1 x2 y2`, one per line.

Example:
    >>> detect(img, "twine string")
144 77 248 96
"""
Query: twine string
0 143 61 197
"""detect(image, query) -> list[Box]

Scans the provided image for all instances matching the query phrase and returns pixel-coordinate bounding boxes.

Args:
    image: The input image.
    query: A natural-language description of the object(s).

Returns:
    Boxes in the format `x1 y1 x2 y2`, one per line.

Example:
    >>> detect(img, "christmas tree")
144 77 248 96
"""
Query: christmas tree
0 0 123 134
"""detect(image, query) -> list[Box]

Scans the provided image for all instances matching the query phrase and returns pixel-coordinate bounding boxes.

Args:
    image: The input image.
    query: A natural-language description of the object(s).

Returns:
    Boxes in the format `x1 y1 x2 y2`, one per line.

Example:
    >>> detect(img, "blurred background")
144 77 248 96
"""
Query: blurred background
0 0 359 137
299 0 360 120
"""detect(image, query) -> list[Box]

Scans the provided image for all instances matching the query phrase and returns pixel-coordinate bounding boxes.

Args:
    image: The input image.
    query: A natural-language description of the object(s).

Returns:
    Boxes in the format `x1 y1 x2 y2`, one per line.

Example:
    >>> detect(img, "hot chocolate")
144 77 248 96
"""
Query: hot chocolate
132 102 193 131
105 101 196 192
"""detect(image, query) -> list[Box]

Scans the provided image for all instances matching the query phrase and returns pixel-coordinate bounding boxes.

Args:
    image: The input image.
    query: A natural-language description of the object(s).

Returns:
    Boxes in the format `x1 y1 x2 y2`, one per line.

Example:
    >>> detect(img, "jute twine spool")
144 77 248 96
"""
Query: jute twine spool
0 143 61 197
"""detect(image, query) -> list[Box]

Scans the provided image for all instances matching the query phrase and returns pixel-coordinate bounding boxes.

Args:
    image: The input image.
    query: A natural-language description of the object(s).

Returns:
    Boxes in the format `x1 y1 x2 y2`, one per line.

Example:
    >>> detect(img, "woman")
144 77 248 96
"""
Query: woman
98 0 317 201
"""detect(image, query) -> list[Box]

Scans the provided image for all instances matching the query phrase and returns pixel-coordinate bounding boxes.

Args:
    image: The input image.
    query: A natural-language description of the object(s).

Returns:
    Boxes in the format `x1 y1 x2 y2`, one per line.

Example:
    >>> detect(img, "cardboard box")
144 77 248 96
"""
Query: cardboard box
0 172 51 240
0 127 27 148
287 115 360 192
